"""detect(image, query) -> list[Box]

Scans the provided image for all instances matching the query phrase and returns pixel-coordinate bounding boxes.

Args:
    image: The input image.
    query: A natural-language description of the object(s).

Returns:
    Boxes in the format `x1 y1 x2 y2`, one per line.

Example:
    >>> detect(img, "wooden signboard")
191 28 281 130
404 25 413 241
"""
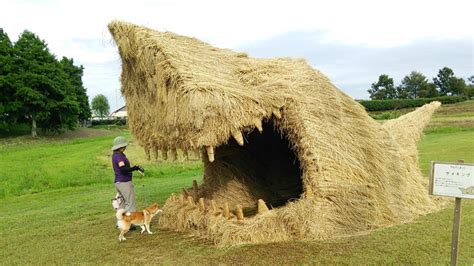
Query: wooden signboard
429 161 474 199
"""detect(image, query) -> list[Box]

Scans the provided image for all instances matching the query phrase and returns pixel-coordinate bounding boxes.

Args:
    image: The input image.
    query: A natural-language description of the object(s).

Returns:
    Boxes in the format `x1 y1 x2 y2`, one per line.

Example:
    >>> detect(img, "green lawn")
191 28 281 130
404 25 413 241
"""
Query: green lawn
419 128 474 175
1 104 474 264
0 130 202 198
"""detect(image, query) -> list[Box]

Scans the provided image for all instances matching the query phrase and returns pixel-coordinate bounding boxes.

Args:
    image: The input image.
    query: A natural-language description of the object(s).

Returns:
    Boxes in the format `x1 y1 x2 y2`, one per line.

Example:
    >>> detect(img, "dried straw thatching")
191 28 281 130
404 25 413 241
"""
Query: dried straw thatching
108 20 444 246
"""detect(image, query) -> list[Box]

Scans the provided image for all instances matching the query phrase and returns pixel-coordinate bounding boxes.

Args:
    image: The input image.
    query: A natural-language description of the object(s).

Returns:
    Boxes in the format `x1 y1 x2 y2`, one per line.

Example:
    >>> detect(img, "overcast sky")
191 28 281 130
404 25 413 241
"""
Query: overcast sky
1 0 473 111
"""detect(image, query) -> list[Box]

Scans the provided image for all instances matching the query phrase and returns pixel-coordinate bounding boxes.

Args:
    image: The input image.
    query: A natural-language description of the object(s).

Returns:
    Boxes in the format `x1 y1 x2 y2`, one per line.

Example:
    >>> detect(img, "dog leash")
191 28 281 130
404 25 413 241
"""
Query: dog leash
141 184 148 207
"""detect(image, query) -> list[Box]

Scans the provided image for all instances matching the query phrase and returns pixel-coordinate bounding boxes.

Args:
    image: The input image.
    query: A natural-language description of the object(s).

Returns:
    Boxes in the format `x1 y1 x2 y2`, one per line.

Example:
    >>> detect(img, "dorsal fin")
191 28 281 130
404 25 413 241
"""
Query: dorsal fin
383 101 440 145
383 101 440 164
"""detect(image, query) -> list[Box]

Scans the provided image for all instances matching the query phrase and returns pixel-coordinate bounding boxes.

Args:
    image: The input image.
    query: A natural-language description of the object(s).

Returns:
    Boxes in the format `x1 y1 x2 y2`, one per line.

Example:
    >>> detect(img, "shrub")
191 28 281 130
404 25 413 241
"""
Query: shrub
90 118 127 126
0 123 31 137
369 111 402 120
358 96 467 111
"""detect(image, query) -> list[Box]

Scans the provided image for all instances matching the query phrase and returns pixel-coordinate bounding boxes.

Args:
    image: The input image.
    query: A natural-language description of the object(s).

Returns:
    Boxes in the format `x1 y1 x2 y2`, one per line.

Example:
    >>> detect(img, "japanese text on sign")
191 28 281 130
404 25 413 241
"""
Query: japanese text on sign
430 162 474 199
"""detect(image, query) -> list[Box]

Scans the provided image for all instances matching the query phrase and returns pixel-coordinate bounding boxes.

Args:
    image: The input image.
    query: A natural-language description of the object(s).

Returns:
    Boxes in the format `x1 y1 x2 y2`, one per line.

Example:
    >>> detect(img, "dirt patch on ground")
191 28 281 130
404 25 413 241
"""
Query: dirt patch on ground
428 119 474 128
434 100 474 115
0 128 118 147
51 128 115 139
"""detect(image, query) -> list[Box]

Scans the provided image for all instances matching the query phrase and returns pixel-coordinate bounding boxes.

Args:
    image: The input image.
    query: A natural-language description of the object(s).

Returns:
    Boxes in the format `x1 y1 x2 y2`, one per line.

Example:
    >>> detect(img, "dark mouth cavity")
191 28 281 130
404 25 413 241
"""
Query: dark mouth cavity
214 119 303 210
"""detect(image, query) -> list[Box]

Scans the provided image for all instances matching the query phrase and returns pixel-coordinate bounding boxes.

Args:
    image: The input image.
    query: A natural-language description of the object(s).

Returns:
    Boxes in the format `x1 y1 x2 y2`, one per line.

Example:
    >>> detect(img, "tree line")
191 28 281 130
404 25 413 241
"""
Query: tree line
368 68 474 100
0 29 91 137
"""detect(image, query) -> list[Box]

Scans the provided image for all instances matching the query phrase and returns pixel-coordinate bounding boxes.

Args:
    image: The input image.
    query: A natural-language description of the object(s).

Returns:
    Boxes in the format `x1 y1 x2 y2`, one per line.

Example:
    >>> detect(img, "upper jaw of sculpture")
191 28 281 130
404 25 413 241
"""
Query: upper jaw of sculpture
149 105 305 217
189 116 269 163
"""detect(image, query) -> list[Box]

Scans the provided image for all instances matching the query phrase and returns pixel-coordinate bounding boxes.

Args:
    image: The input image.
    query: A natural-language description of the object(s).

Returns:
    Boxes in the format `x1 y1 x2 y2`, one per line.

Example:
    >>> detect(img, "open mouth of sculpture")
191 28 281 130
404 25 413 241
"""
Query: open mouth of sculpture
184 119 304 217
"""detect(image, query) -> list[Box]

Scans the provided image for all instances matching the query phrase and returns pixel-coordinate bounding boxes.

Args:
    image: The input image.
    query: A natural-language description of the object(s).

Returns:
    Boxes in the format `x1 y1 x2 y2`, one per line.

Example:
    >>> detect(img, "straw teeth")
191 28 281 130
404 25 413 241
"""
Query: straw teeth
257 199 269 214
144 147 151 160
193 149 201 159
153 147 159 160
253 119 263 133
196 198 204 210
223 202 230 218
172 180 277 221
272 109 282 119
171 185 276 222
206 146 215 162
171 148 178 161
187 196 194 205
236 204 244 220
232 130 244 146
192 180 199 200
211 200 218 212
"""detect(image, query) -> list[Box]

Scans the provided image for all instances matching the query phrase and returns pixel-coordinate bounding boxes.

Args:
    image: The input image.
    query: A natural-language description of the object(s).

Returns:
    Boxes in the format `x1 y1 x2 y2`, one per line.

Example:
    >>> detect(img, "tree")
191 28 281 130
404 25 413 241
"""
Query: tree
433 67 454 95
14 30 79 137
368 74 397 100
450 77 467 96
433 67 466 96
60 57 91 123
91 94 110 119
467 76 474 98
468 75 474 85
398 71 429 99
417 82 439 98
0 28 20 124
396 86 410 99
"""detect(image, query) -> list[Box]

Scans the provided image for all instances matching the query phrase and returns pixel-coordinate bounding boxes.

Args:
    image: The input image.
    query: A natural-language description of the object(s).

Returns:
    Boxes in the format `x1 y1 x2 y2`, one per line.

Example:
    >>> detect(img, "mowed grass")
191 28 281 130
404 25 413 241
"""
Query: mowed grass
419 128 474 175
1 102 474 264
0 135 112 197
0 130 202 198
1 182 472 265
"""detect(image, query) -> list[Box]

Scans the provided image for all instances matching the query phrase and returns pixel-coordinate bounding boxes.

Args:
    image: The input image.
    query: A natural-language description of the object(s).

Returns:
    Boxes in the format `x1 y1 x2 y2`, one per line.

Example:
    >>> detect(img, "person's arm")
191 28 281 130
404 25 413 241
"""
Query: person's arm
118 161 138 174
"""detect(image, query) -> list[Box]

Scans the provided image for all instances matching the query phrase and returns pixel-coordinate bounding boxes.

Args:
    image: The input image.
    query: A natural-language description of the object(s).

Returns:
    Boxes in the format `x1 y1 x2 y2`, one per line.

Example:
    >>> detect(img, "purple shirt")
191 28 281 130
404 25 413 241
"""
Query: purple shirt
112 152 132 183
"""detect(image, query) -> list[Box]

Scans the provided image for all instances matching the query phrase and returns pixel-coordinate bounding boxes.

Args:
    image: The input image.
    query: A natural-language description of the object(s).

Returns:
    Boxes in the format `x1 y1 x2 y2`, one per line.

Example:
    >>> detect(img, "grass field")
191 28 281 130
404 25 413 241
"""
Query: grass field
1 102 473 264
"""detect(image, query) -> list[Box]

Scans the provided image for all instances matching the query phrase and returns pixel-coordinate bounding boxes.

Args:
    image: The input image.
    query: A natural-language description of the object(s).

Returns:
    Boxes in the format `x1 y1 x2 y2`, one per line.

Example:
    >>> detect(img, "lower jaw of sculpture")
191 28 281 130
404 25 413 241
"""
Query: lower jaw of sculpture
158 193 334 246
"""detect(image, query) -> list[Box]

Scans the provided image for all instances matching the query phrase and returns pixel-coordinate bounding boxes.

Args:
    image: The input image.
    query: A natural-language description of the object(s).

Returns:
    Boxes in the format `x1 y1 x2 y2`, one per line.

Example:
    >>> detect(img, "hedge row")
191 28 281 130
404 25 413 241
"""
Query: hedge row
358 96 468 111
91 118 127 126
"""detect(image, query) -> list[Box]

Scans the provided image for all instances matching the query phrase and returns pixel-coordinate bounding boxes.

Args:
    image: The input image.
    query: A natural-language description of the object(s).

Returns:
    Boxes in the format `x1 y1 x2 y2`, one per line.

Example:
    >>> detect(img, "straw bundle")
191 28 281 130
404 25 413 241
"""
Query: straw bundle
108 21 445 246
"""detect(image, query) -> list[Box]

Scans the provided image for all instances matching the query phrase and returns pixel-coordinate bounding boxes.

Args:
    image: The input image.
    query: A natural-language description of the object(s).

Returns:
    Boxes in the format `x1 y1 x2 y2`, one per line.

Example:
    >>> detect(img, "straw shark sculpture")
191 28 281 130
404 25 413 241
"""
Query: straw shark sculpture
108 21 443 245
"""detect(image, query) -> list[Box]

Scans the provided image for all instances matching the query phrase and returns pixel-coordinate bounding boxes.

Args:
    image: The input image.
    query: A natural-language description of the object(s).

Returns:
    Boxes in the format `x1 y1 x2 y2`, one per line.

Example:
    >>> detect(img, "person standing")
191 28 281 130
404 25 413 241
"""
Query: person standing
111 136 144 213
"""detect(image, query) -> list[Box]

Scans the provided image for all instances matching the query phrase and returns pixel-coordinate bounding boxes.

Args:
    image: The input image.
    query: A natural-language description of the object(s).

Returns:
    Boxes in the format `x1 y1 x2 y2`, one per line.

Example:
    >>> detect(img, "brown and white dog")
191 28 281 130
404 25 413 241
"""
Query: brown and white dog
116 203 162 241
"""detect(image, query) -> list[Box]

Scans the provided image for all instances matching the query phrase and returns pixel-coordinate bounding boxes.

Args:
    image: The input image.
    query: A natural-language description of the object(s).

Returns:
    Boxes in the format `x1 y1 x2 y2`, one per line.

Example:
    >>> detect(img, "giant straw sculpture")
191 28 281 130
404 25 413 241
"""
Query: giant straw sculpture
108 21 443 246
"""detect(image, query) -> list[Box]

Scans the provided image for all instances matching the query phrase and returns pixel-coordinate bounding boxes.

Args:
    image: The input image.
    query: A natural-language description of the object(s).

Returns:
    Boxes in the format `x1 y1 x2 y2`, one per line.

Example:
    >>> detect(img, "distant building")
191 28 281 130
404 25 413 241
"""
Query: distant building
110 106 127 118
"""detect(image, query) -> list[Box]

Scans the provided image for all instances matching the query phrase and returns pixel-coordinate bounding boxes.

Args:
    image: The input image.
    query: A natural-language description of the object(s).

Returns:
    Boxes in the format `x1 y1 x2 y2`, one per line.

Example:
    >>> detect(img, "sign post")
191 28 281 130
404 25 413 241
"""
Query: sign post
429 160 473 266
450 197 461 266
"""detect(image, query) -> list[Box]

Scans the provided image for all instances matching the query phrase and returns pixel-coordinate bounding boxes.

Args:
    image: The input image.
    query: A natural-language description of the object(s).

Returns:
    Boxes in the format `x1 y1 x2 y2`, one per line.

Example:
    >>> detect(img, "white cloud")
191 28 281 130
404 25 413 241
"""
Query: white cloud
3 0 472 48
1 0 472 109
